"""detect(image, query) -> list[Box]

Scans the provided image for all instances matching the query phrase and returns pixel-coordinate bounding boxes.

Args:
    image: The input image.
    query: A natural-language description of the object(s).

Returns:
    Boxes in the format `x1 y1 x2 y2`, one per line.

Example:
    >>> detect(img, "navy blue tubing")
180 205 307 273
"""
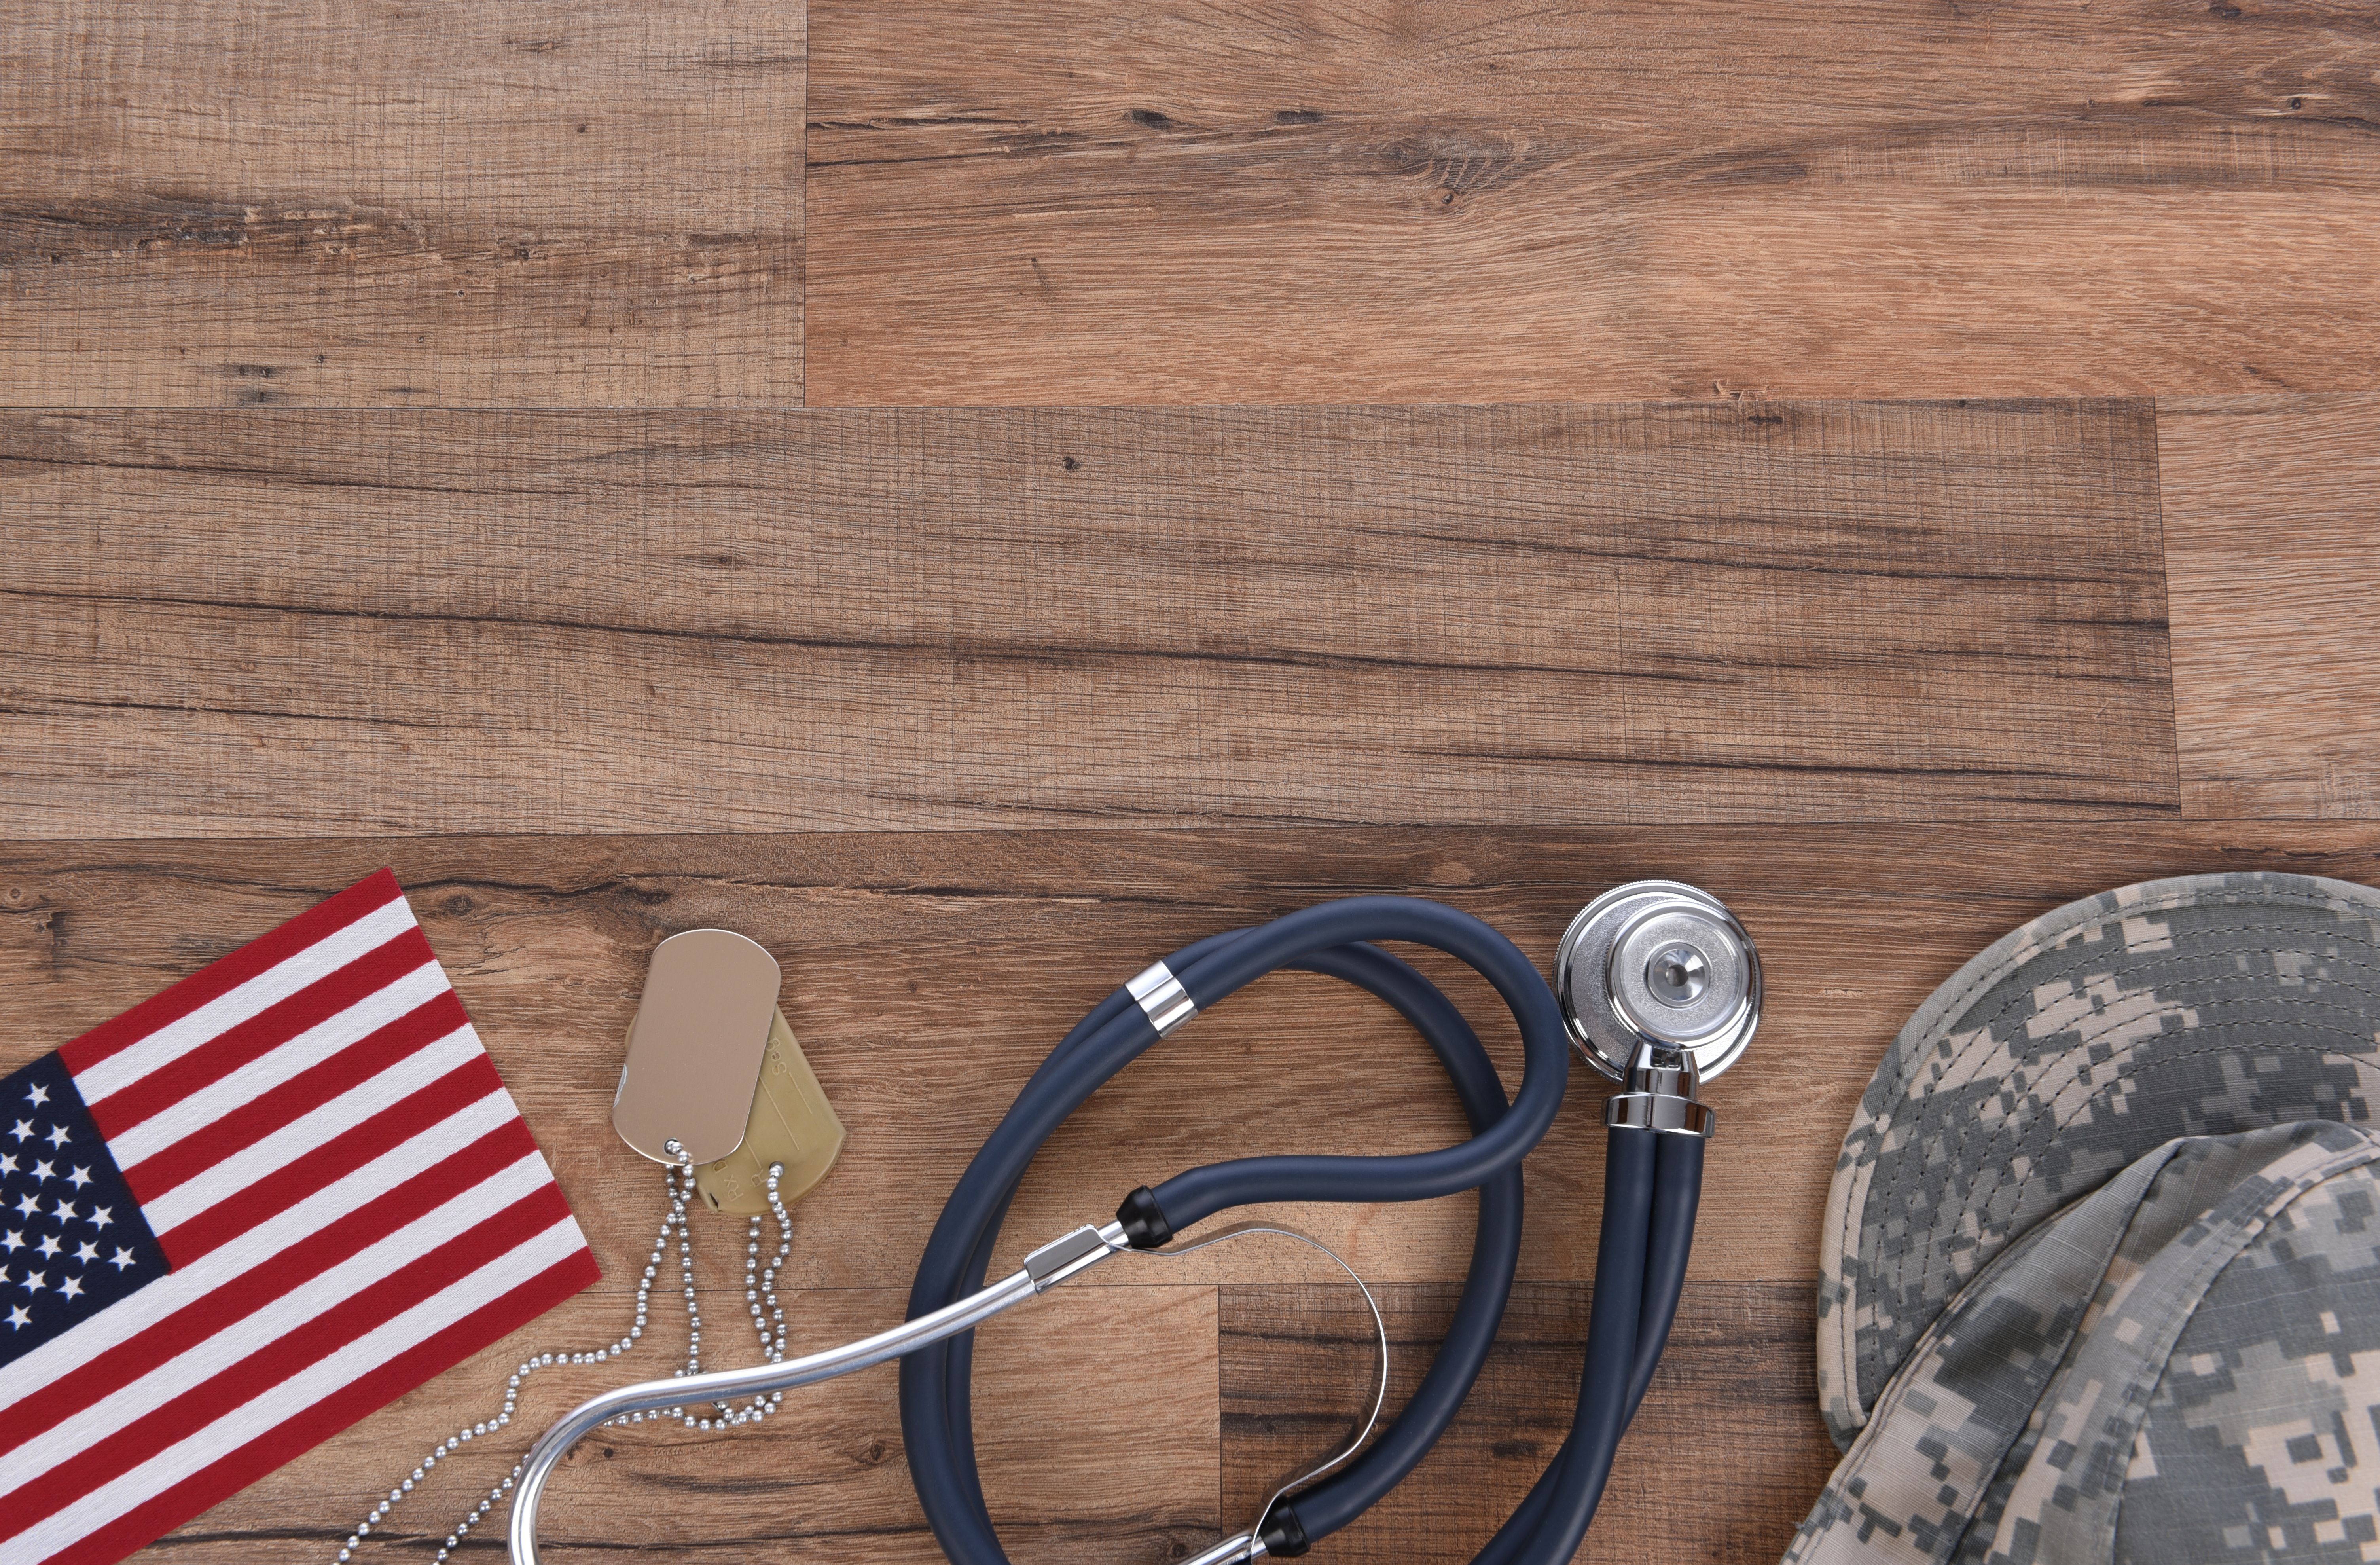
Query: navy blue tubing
900 897 1563 1565
1629 1134 1704 1419
1466 1132 1704 1565
904 941 1527 1548
1148 898 1571 1229
900 894 1701 1565
1237 943 1526 1544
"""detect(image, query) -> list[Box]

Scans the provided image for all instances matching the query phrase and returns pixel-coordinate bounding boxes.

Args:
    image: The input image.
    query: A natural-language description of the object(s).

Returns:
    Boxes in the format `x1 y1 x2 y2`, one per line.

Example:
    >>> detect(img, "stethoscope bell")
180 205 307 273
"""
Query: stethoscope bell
1556 880 1761 1084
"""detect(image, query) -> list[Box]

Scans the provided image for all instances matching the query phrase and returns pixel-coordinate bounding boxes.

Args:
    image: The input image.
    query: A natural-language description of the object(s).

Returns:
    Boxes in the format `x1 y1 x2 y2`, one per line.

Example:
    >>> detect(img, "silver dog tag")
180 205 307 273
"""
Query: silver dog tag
613 929 780 1165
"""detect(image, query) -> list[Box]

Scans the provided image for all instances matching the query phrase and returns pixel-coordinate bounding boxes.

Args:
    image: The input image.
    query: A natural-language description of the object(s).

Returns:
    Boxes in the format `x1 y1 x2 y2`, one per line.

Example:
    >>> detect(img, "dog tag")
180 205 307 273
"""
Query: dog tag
613 929 779 1165
695 1008 846 1215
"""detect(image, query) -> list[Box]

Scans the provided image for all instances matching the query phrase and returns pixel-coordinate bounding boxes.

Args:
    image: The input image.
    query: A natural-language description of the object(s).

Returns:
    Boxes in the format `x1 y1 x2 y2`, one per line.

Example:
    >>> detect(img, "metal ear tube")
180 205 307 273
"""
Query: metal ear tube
507 1221 1131 1565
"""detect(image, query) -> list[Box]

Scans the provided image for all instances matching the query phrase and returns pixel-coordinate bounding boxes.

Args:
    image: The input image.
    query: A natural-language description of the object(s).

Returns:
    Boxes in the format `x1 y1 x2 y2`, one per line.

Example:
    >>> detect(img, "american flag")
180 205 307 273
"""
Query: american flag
0 870 598 1564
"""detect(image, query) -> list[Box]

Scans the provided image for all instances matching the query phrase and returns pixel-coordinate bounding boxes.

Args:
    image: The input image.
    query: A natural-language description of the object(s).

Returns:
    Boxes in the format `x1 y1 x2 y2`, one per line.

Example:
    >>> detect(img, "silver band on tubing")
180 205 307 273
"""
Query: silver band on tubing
1127 960 1197 1036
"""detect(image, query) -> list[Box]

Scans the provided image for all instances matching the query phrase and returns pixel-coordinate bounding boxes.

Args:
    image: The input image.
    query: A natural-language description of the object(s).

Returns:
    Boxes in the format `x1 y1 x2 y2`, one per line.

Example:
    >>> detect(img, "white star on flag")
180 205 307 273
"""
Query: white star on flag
0 869 595 1565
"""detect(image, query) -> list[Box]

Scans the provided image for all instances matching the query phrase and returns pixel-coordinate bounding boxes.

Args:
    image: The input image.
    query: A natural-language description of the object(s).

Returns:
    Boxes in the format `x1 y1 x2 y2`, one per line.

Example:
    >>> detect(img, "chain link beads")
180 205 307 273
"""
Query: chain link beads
337 1148 796 1563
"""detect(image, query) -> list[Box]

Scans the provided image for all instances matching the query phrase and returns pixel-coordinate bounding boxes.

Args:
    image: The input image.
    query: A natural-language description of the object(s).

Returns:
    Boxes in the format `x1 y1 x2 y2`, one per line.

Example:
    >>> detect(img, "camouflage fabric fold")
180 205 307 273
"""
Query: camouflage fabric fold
1787 1121 2380 1565
1818 873 2380 1449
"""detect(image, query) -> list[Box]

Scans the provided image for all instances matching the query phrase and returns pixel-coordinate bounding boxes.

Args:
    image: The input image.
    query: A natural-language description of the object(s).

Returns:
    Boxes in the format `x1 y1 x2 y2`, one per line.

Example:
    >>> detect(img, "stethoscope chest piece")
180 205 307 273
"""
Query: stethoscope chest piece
1556 880 1760 1084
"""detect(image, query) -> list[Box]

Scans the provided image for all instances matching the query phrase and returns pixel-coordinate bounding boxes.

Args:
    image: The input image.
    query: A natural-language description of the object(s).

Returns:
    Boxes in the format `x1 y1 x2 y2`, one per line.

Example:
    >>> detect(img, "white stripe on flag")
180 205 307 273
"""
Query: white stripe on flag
107 962 449 1171
0 1089 515 1418
72 898 419 1106
4 1217 589 1563
140 1024 487 1237
0 1153 560 1504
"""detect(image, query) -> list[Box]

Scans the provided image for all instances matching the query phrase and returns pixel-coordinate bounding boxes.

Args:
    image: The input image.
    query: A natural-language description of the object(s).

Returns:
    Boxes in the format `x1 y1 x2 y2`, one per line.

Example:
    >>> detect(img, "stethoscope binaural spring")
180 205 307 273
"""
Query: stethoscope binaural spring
509 885 1759 1565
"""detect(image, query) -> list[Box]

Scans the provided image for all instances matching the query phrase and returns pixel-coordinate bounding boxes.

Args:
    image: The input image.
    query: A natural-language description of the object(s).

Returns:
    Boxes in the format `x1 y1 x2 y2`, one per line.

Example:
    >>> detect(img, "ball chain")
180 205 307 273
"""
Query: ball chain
336 1147 796 1562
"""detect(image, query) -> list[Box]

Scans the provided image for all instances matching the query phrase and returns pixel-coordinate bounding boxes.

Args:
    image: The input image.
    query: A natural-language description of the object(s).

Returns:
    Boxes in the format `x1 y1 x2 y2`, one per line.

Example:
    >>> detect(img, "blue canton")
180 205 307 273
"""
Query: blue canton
0 1052 169 1368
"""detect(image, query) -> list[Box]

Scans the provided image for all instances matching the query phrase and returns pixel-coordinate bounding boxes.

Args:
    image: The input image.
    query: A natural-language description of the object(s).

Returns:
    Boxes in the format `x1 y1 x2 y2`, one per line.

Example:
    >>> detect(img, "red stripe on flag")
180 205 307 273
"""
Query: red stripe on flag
31 1249 600 1565
85 926 436 1138
0 1187 580 1542
120 989 470 1204
58 871 406 1077
0 1118 542 1463
159 1056 505 1267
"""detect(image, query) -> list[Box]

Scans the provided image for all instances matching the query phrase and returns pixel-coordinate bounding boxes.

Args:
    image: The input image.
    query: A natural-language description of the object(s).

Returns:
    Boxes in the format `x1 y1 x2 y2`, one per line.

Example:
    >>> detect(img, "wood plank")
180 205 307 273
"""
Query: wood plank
0 400 2174 836
1222 1281 1830 1565
145 1283 1220 1563
8 823 2376 1305
0 0 803 407
805 0 2380 406
2158 393 2380 820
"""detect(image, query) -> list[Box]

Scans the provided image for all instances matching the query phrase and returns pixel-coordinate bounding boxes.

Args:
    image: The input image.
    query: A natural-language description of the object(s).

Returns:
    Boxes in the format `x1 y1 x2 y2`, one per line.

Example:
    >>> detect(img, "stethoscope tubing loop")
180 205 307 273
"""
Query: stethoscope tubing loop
515 893 1709 1565
900 901 1551 1565
1145 897 1572 1236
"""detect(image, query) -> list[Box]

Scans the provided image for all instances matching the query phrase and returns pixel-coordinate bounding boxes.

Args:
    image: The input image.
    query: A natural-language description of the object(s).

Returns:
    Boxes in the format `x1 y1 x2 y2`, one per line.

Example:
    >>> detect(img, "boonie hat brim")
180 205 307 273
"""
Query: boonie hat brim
1817 871 2380 1447
1793 1119 2380 1565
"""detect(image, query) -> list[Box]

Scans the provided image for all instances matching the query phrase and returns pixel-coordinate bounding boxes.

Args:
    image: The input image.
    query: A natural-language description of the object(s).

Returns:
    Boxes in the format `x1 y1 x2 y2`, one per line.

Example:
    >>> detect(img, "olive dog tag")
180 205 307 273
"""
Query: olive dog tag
612 929 779 1165
694 1008 846 1214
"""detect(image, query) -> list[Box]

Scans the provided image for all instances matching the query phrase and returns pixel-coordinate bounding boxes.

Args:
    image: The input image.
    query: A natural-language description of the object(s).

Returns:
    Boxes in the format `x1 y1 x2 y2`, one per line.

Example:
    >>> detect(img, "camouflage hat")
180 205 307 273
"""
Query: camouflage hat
1817 871 2380 1445
1790 871 2380 1563
1789 1118 2380 1563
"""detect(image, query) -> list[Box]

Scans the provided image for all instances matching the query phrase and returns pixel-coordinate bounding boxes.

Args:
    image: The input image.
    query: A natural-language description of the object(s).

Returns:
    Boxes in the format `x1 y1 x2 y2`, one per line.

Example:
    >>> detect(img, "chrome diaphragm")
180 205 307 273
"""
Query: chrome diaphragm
1555 880 1761 1085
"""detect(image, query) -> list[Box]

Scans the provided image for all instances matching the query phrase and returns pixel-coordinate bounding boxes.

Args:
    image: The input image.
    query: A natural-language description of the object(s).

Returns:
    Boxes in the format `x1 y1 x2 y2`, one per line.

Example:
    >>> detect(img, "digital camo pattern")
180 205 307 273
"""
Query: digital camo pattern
1817 873 2380 1449
1785 1121 2380 1565
2119 1144 2380 1564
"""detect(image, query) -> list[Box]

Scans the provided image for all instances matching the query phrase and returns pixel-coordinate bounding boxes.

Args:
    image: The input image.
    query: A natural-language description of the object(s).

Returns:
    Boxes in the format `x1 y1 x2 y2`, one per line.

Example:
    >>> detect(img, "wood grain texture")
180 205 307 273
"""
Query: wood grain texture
0 0 803 407
2158 393 2380 820
805 0 2380 406
13 824 2380 1561
142 1283 1220 1562
1222 1282 1831 1565
10 824 2378 1306
0 400 2175 836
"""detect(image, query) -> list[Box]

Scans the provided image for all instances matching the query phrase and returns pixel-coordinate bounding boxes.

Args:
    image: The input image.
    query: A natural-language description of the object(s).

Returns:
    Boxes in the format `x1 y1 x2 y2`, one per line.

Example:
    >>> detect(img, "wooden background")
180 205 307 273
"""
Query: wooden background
2 2 2376 1563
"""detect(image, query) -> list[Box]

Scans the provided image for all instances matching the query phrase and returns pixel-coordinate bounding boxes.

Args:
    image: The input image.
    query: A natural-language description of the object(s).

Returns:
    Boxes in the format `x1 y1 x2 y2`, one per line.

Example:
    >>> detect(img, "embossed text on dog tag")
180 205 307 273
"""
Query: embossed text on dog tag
613 929 780 1165
695 1007 847 1214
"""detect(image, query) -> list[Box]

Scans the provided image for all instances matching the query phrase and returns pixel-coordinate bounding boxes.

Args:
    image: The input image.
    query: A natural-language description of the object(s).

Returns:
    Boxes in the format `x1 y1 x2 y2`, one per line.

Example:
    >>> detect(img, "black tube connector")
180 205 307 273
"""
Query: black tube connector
1116 1185 1174 1248
1259 1501 1311 1558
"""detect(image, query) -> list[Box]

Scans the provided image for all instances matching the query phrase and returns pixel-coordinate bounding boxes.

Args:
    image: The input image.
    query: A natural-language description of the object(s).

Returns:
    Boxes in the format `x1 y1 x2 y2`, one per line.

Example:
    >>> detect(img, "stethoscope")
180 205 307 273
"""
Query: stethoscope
508 880 1760 1565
